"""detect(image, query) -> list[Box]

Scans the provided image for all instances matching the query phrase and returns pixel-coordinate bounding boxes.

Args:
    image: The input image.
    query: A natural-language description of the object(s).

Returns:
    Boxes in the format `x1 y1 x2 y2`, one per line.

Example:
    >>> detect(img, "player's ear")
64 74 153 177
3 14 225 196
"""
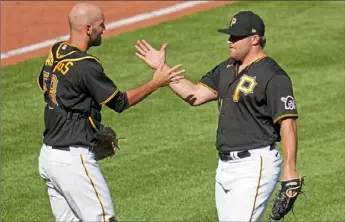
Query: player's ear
251 35 261 46
86 25 92 36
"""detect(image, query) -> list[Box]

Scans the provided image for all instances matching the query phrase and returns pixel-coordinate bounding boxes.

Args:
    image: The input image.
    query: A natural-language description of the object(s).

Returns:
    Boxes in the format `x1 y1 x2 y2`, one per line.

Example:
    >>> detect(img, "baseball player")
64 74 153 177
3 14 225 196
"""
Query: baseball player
135 11 301 221
37 3 184 222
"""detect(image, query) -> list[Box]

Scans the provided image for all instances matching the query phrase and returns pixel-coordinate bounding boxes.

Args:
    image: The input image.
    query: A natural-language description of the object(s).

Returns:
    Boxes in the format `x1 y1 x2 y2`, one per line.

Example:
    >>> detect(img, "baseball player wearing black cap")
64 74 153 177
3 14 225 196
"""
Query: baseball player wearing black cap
135 10 301 222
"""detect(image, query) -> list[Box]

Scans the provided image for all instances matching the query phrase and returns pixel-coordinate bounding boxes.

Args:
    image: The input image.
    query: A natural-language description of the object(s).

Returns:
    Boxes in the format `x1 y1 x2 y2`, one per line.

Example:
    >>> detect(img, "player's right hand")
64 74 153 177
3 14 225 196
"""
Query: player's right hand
135 40 167 70
152 63 185 87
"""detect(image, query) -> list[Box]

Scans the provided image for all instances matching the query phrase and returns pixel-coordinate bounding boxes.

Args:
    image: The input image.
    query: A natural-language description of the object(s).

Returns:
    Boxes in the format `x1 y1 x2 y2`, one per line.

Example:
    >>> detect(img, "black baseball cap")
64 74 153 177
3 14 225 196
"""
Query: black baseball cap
218 11 265 37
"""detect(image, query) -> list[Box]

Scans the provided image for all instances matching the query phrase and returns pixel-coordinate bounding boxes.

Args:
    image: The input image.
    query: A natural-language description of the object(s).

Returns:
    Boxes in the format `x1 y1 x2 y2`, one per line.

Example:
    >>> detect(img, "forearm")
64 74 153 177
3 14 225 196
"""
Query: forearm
280 119 298 172
169 79 199 100
160 64 199 105
126 80 159 107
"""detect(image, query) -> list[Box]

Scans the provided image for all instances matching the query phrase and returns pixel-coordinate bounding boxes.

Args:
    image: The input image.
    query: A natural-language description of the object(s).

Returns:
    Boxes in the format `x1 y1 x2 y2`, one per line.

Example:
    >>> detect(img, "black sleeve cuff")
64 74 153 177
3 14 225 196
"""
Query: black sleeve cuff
105 91 129 113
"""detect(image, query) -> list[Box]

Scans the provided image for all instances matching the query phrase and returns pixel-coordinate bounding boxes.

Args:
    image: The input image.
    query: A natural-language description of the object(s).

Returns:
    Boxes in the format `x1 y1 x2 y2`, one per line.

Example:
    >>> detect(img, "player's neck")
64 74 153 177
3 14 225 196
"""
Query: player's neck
68 34 89 52
240 49 267 68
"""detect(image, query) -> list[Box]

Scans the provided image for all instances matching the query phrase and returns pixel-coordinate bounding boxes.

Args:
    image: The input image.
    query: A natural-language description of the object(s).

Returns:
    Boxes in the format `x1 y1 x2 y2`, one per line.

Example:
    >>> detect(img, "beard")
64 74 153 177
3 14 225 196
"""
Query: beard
89 33 102 47
91 37 102 47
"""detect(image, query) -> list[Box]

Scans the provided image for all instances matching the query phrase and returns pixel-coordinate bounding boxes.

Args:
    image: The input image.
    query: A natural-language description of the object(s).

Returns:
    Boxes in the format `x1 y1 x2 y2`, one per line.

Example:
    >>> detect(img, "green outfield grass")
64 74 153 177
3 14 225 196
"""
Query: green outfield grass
1 1 344 221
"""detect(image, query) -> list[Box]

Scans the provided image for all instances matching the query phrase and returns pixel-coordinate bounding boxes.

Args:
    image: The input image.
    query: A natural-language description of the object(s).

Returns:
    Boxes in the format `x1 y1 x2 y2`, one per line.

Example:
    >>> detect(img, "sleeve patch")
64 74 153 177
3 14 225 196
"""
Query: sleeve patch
280 95 296 110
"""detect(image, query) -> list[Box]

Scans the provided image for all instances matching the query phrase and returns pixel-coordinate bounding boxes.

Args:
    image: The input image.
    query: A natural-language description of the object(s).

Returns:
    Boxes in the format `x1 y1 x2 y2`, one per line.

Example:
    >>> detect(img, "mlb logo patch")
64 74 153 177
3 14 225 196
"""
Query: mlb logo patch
281 96 296 110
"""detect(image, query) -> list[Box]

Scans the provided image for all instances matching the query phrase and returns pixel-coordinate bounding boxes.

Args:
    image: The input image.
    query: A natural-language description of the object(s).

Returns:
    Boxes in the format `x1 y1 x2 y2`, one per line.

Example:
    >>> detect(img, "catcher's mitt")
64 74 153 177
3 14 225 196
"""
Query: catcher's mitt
93 126 120 161
270 176 307 221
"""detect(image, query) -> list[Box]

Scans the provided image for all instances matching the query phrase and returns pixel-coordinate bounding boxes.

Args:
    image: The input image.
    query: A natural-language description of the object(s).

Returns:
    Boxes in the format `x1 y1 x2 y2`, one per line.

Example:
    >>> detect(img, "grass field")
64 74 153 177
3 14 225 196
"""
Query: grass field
1 1 345 221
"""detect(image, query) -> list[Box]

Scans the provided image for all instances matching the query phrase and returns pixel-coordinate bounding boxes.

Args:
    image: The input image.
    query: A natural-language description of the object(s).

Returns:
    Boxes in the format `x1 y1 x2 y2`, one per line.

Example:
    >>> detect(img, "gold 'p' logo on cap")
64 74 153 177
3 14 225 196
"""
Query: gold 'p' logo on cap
230 17 237 27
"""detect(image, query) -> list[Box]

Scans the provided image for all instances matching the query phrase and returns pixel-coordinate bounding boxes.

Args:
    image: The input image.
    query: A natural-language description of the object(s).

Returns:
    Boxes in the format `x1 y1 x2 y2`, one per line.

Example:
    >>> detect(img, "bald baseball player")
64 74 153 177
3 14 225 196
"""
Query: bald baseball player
37 3 184 222
135 11 302 222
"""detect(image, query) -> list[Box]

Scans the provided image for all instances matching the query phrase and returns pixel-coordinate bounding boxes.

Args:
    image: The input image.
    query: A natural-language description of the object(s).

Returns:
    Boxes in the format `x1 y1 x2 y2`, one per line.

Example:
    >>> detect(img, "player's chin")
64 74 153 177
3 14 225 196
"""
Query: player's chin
92 39 102 47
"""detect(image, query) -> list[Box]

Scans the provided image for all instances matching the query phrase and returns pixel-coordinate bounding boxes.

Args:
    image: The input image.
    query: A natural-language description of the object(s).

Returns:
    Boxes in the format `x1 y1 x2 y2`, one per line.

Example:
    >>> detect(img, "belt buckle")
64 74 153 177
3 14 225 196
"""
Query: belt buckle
231 150 248 160
224 150 250 160
219 151 245 161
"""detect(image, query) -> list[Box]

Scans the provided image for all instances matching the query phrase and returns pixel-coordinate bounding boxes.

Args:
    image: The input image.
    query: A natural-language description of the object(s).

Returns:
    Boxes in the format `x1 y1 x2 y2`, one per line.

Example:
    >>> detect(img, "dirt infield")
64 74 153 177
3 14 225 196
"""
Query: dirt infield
1 1 231 67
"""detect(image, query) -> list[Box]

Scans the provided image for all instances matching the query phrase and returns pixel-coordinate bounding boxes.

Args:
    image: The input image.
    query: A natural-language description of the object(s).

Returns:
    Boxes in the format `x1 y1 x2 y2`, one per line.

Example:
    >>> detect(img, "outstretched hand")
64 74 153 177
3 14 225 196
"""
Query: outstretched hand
135 40 167 70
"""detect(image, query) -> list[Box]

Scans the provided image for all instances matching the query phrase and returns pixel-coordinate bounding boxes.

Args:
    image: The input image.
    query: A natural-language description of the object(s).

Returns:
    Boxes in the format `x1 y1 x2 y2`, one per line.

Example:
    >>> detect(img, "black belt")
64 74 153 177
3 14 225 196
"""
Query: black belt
51 146 94 152
218 145 275 161
218 150 251 161
51 146 70 151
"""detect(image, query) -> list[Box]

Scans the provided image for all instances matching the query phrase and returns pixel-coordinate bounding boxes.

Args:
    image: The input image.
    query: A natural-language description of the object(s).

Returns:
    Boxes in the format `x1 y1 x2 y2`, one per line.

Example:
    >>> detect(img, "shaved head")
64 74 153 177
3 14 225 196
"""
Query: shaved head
68 3 104 30
67 2 106 48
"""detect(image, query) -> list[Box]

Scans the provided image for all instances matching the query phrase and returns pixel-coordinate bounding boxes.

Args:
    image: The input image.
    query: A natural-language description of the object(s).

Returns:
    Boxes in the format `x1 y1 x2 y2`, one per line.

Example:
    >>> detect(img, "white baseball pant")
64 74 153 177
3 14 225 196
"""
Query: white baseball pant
215 145 282 222
38 144 117 222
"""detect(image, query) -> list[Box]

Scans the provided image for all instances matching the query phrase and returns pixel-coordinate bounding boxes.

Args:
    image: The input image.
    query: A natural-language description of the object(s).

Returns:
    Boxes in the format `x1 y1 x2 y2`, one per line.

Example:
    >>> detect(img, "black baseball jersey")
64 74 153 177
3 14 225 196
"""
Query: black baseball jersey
199 56 298 152
37 41 126 147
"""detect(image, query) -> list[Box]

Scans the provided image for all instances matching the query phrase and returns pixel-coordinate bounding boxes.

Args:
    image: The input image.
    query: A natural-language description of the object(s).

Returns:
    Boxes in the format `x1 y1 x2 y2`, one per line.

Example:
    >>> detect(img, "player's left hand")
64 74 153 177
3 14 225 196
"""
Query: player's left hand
269 174 307 221
135 40 167 70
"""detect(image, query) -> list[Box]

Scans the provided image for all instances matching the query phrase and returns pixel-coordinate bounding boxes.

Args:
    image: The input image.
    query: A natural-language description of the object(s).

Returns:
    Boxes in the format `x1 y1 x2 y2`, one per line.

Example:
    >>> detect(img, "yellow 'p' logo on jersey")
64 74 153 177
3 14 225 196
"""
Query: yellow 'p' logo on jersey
233 75 257 102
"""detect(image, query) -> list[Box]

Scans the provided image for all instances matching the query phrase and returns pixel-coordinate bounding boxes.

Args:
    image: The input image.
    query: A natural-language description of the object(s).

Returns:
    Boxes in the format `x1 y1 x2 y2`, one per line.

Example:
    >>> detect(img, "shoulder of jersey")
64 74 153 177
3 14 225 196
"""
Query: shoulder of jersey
224 58 236 68
51 41 101 62
75 52 103 71
69 52 104 75
263 57 289 77
214 58 234 70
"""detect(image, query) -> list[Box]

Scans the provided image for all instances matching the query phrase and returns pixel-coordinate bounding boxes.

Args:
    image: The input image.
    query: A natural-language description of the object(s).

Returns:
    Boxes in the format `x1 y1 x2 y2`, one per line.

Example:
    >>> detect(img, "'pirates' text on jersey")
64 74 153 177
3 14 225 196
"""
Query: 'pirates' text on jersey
37 41 121 147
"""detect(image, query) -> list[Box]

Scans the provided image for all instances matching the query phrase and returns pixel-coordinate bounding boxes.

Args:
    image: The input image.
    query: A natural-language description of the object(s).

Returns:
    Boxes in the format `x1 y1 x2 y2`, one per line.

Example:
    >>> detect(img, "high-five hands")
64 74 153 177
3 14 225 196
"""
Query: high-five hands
135 40 184 85
135 40 166 70
152 63 185 87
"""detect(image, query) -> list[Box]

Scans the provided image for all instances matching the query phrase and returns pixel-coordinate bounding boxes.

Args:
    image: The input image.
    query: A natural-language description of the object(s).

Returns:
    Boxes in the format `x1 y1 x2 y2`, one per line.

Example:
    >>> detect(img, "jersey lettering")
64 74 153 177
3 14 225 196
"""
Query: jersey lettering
233 74 257 102
53 61 74 75
43 71 58 105
45 51 53 67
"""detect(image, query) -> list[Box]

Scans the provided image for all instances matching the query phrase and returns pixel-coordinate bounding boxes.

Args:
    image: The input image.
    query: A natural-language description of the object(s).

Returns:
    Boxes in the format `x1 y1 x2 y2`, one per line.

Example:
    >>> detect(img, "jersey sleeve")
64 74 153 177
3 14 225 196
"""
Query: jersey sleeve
80 60 119 105
266 75 298 124
198 64 221 95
